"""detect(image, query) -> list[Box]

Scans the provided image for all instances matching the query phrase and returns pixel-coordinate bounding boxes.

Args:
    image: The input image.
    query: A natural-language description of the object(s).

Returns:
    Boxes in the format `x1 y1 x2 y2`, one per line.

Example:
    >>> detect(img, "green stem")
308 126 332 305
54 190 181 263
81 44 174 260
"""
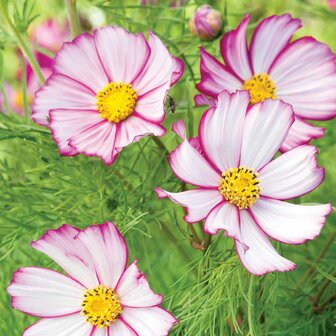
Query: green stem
65 0 80 37
247 275 256 336
151 136 169 158
296 232 336 289
0 3 45 85
20 57 30 118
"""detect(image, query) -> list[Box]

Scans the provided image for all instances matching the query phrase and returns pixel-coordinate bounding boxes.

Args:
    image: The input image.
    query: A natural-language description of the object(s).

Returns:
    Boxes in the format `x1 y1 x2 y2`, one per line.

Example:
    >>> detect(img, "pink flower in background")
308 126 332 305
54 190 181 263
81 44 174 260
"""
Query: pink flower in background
327 0 336 10
30 19 69 52
156 90 331 275
7 222 177 335
32 26 184 165
0 62 52 115
196 14 336 151
189 5 223 41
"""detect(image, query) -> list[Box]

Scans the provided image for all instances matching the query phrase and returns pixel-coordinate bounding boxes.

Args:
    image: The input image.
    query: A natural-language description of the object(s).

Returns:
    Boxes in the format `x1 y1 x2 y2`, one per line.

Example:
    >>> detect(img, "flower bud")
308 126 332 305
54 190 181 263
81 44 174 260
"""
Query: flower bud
189 5 223 41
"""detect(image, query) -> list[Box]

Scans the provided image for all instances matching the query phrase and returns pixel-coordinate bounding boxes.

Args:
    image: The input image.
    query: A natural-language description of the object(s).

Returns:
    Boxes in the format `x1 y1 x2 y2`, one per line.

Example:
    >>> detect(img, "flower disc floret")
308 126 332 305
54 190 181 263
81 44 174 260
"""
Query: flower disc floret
96 82 138 123
81 285 122 328
243 73 277 104
219 166 261 209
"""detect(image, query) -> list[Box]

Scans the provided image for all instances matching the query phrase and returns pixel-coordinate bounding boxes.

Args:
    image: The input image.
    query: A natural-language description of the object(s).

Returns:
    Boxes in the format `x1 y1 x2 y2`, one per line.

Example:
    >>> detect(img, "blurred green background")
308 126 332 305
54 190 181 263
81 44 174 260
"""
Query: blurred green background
0 0 335 335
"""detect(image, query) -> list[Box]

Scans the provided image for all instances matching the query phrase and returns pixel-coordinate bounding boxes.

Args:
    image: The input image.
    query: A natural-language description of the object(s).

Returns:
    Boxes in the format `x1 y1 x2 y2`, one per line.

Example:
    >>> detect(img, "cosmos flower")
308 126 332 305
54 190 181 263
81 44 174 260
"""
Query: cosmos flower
189 5 223 41
7 222 177 335
32 26 183 165
0 62 52 115
196 14 336 151
155 90 332 275
29 19 69 53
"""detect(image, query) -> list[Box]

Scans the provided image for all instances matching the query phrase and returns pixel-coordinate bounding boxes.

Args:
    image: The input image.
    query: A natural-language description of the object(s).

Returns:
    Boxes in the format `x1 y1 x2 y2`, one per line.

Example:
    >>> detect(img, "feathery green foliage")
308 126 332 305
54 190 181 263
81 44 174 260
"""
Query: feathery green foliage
0 0 335 335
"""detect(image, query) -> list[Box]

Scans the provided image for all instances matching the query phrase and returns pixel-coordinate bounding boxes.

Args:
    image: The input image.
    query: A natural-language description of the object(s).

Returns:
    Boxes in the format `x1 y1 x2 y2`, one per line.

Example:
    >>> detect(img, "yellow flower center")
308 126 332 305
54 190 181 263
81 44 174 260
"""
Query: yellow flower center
219 166 261 209
96 82 137 123
15 91 33 109
81 285 122 328
242 73 277 104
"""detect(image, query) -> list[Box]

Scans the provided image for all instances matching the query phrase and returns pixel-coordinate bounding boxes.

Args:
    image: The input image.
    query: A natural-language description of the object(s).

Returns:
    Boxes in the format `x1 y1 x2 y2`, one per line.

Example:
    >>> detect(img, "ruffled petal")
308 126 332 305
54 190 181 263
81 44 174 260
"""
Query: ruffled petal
133 33 180 96
75 222 128 289
251 198 332 244
32 73 96 126
23 313 92 336
220 14 252 80
93 27 150 84
280 118 325 152
196 48 242 97
155 187 223 223
259 145 324 199
199 90 250 172
240 99 294 171
54 33 109 92
204 202 240 239
116 261 162 308
235 210 296 275
168 136 222 188
194 93 216 107
171 57 184 85
69 120 118 165
114 114 165 149
49 108 104 155
121 307 177 336
135 86 168 123
270 37 336 120
250 14 301 74
7 267 84 317
171 119 186 139
109 319 137 336
32 224 98 289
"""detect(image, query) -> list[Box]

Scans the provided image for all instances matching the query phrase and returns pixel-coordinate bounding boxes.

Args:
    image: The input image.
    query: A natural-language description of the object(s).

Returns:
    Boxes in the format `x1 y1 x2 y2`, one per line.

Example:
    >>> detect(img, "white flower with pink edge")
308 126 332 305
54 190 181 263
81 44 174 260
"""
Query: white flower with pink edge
196 14 336 151
156 90 332 276
32 26 184 165
7 222 177 335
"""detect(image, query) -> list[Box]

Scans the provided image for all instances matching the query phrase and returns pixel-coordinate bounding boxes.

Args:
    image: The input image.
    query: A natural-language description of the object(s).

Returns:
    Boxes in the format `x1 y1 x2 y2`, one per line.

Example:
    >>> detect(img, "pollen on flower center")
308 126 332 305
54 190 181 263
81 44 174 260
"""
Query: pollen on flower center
81 285 122 328
96 82 137 123
219 166 261 209
242 73 277 104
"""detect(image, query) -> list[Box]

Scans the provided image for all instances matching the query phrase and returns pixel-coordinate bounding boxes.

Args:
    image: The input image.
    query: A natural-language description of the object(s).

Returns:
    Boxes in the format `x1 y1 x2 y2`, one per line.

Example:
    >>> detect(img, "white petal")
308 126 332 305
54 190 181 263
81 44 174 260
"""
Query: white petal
196 48 242 97
69 120 118 165
235 211 296 275
23 313 92 336
32 225 98 289
280 118 325 152
54 33 109 92
259 145 324 199
114 114 165 149
8 267 84 317
116 261 162 308
76 222 128 289
251 198 332 244
32 74 96 127
93 27 150 84
109 319 137 336
250 14 301 73
204 202 240 239
270 37 336 120
49 108 104 156
199 90 249 172
169 137 222 188
240 99 294 170
155 187 223 223
133 33 178 96
220 14 252 80
121 307 177 336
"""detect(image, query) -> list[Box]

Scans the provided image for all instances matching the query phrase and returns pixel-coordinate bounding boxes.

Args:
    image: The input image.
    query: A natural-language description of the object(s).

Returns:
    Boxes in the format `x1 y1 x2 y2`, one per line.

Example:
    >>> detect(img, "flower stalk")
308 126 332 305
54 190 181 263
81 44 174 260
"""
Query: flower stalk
0 2 45 85
65 0 80 37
